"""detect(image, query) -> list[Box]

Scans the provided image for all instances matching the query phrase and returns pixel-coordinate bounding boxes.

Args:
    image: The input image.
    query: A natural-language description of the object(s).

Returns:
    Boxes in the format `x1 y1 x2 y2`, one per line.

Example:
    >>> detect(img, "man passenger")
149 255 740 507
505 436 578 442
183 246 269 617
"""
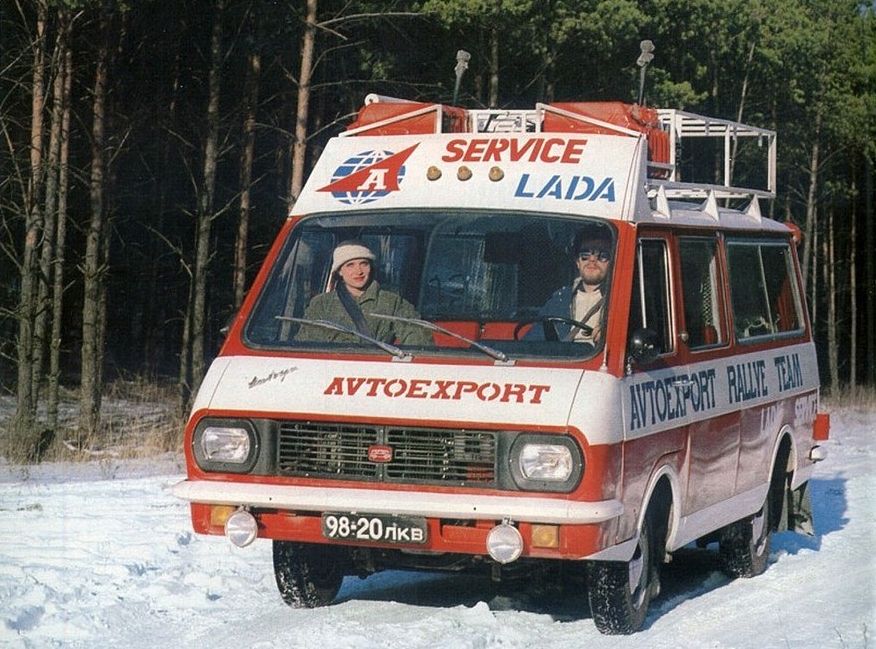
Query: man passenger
531 228 612 344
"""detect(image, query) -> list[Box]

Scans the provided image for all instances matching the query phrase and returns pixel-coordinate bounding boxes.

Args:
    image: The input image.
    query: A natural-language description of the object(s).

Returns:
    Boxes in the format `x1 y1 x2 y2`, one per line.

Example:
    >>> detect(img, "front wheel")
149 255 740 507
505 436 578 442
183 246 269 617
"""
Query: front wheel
587 513 660 635
273 541 345 608
718 490 772 578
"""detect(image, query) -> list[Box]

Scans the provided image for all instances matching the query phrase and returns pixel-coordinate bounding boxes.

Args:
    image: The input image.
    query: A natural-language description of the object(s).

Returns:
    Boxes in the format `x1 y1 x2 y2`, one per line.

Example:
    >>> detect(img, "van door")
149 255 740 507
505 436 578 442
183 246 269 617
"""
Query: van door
725 238 809 495
623 233 688 513
676 234 738 512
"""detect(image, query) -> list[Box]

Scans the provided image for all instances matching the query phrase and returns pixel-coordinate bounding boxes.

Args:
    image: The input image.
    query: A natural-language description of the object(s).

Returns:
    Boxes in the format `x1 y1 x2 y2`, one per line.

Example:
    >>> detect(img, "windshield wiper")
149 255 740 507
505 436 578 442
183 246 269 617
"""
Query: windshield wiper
372 314 512 364
276 316 412 360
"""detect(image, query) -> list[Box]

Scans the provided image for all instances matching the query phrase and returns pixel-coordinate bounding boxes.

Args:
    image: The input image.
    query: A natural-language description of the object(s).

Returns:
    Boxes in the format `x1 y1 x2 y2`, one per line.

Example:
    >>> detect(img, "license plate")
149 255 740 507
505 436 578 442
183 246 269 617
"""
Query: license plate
321 512 427 544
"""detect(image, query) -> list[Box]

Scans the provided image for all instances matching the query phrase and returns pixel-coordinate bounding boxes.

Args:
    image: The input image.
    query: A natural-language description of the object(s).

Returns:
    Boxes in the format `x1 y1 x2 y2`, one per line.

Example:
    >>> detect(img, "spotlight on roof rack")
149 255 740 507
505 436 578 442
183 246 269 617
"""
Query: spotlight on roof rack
637 40 655 105
453 50 471 105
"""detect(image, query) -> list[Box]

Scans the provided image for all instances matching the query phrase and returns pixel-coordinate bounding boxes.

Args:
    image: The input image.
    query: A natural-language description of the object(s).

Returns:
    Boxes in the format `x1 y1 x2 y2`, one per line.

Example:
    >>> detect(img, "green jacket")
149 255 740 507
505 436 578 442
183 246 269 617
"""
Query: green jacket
296 281 431 346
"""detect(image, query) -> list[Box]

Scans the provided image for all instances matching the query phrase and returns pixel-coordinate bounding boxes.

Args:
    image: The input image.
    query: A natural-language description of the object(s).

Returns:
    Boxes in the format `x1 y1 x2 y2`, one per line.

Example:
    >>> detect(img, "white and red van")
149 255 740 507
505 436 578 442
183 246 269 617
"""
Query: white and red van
173 95 830 634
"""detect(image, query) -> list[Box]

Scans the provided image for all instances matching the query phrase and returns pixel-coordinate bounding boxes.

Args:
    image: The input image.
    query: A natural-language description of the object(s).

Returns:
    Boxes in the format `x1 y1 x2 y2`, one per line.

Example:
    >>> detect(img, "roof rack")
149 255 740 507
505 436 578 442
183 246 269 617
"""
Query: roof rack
343 96 648 137
465 104 645 137
653 109 776 202
341 95 777 214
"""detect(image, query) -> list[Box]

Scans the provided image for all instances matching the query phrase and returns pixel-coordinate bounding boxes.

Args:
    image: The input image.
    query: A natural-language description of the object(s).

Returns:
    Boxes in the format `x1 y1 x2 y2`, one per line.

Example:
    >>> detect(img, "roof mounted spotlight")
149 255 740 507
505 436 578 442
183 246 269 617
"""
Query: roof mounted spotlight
637 40 655 105
453 50 471 105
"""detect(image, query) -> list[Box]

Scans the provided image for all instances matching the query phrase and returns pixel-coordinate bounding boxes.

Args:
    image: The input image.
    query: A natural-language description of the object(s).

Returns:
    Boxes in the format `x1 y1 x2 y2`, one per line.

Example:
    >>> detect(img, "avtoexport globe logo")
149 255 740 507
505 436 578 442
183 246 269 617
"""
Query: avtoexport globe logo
316 145 418 205
328 150 407 205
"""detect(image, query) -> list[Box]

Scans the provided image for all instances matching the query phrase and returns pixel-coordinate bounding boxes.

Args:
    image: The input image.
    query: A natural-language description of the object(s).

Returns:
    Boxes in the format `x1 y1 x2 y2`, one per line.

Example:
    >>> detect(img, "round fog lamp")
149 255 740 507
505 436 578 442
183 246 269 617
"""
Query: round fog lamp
486 522 523 564
225 509 258 548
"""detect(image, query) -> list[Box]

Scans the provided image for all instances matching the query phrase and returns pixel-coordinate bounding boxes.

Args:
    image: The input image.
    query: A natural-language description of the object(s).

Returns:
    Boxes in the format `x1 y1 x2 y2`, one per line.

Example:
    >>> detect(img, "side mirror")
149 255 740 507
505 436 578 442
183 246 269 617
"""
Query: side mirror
220 311 238 338
629 328 660 365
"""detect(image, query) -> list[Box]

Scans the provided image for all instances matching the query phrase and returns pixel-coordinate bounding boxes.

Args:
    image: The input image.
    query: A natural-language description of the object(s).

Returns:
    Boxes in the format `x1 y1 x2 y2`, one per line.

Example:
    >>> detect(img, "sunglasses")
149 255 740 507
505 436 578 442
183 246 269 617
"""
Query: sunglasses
578 248 611 262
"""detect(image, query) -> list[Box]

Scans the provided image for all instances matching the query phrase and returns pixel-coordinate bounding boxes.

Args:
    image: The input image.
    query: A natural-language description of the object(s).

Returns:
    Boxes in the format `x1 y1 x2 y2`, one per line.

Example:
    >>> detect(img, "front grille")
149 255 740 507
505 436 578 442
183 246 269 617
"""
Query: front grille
277 421 497 487
278 422 379 478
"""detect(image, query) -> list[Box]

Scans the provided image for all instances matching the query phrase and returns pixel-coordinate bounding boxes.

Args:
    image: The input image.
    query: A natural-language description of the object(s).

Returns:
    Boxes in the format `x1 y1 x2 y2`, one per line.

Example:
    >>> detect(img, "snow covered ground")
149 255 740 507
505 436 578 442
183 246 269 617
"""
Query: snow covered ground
1 404 873 649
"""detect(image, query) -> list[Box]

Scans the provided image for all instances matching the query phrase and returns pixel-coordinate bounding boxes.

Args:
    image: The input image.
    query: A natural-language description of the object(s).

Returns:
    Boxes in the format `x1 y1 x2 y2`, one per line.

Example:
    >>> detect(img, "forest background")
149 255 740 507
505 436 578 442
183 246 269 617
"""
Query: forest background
1 0 874 461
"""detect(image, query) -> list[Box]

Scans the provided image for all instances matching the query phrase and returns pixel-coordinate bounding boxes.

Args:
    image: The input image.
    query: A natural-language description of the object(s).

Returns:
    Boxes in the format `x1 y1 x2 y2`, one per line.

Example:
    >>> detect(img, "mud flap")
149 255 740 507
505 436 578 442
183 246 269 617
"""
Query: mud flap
779 481 815 536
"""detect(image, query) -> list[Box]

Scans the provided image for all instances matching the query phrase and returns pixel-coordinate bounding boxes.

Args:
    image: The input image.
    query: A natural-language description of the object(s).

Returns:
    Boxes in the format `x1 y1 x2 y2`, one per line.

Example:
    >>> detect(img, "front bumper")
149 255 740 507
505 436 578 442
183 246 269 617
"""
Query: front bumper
172 479 623 525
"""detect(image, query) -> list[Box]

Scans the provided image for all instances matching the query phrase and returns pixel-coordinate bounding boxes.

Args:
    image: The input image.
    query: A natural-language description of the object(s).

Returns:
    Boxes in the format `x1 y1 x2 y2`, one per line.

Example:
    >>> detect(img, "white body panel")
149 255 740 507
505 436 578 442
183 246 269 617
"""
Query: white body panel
192 339 819 448
619 341 819 439
291 133 647 220
194 355 587 431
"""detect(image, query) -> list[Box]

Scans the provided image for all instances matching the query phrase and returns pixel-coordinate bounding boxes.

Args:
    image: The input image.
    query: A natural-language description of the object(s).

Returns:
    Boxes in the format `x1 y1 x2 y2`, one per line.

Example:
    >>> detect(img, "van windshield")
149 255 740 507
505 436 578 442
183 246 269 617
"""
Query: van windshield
244 210 615 360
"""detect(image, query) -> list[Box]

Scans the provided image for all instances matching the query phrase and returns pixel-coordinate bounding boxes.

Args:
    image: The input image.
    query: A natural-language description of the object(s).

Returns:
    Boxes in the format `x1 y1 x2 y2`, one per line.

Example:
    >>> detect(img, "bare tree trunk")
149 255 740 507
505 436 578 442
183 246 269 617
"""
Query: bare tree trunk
488 25 499 108
289 0 316 206
825 210 839 392
48 34 72 432
79 3 111 440
12 0 47 447
189 0 224 400
274 139 286 203
543 40 557 104
177 279 193 416
768 98 779 220
474 70 484 106
536 1 556 104
234 43 260 309
801 108 822 289
810 225 818 327
866 156 874 386
849 169 857 393
729 39 756 183
32 18 68 405
710 53 721 184
97 205 111 394
166 16 190 397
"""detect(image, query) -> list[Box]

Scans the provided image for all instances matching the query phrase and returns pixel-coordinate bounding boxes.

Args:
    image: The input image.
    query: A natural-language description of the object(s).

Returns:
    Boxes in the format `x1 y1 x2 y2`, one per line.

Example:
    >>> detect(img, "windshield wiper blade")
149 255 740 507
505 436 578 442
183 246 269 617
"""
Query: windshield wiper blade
276 316 412 360
372 314 512 363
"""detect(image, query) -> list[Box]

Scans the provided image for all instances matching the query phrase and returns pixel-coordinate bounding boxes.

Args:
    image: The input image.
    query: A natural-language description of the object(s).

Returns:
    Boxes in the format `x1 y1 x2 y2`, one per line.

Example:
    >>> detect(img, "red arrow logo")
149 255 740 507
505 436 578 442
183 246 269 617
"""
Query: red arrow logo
318 145 419 193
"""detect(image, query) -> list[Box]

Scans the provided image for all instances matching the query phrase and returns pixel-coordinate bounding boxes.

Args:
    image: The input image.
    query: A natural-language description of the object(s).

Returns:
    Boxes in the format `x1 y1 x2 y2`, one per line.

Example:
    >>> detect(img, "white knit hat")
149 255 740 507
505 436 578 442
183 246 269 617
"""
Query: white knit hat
331 241 376 275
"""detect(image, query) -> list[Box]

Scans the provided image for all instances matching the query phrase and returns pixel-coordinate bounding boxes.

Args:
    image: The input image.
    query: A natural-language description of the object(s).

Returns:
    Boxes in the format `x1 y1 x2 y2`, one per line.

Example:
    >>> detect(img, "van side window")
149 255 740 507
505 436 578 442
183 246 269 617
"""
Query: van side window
726 241 804 340
629 239 673 354
679 238 724 349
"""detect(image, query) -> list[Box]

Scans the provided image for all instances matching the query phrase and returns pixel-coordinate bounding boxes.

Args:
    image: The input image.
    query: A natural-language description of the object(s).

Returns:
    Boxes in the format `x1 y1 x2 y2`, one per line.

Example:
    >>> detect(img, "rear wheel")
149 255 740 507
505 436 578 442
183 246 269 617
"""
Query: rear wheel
719 490 772 578
272 541 344 608
587 512 661 635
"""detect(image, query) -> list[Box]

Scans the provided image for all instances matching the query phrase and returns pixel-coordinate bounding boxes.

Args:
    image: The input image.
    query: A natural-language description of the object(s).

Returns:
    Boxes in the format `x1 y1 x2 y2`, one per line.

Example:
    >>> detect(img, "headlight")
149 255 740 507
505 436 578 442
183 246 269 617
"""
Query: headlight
509 434 582 492
201 426 250 463
192 419 258 473
518 444 573 481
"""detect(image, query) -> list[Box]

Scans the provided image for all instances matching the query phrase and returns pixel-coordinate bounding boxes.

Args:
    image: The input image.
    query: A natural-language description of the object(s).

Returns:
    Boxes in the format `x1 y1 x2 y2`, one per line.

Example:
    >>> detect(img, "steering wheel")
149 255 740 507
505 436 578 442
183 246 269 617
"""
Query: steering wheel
513 316 594 341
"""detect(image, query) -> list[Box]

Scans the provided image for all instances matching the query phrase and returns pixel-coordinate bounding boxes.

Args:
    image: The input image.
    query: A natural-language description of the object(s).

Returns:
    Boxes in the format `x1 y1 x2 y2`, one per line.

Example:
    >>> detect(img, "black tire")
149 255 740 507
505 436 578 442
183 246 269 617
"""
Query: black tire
272 541 344 608
718 491 771 578
587 513 660 635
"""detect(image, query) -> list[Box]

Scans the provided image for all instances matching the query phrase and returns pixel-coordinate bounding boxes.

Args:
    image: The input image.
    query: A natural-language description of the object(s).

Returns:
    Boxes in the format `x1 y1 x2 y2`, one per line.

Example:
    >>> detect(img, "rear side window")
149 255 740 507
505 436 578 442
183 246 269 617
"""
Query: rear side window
679 237 725 349
726 240 804 341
